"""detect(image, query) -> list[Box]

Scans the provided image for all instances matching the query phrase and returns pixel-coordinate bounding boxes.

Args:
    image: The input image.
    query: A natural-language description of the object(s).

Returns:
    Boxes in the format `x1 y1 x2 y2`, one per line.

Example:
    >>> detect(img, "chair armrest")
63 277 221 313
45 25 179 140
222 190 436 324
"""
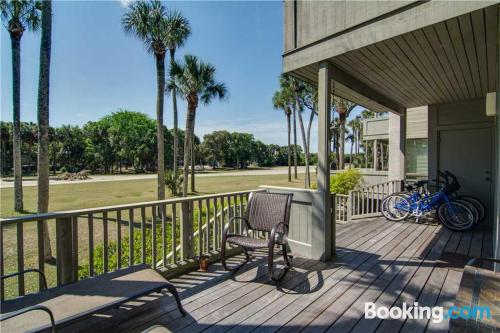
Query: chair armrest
0 305 56 333
1 269 48 291
223 216 250 237
270 222 289 245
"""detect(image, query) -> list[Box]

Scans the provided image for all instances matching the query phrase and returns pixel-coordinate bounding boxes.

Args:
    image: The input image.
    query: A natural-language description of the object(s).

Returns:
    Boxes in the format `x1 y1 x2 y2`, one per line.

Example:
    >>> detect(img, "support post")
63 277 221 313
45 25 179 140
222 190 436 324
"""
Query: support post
494 5 500 271
388 111 406 181
373 139 378 170
180 201 194 260
56 217 73 285
312 60 333 261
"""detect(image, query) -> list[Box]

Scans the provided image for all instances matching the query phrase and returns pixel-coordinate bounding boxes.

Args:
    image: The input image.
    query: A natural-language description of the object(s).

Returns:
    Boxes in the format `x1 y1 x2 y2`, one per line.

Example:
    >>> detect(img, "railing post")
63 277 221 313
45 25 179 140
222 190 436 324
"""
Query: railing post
181 201 194 260
347 190 353 222
56 216 74 285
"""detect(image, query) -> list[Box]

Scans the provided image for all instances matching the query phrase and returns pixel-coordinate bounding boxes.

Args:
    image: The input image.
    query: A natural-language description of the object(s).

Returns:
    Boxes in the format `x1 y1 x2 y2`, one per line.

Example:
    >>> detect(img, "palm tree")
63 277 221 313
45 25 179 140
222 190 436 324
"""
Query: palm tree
1 0 40 212
333 97 357 170
165 10 190 177
299 83 317 187
272 85 293 182
122 0 169 200
168 55 226 196
36 0 52 260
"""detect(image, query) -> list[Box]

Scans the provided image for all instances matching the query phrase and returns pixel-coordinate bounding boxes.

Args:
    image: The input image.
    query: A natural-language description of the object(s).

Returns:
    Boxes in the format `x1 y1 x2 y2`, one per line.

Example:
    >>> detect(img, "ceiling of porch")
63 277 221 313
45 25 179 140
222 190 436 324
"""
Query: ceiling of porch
291 5 498 114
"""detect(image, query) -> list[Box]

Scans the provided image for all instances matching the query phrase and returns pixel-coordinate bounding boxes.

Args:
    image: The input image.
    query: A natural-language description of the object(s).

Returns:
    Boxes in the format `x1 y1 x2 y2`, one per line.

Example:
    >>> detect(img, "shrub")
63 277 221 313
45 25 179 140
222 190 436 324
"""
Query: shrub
165 170 183 196
312 168 363 194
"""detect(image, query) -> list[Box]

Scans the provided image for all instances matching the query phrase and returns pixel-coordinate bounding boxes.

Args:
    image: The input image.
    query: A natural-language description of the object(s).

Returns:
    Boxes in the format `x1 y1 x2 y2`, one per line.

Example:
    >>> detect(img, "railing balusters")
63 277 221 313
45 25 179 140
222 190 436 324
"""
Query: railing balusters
36 219 45 291
206 198 211 253
172 204 177 264
220 196 225 245
0 189 264 299
213 197 218 250
161 204 166 268
141 207 146 264
0 223 3 300
151 206 157 269
88 214 94 277
72 216 79 281
129 209 134 266
16 221 24 296
116 210 122 270
198 200 202 257
239 194 244 234
102 212 108 273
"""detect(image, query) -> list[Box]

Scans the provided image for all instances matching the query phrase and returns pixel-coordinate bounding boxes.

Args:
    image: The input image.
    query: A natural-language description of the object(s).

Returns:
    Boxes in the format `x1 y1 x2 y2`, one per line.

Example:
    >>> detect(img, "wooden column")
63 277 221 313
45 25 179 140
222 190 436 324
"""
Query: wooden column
180 202 194 260
56 217 74 285
494 5 500 271
388 111 406 180
312 60 333 261
373 139 378 170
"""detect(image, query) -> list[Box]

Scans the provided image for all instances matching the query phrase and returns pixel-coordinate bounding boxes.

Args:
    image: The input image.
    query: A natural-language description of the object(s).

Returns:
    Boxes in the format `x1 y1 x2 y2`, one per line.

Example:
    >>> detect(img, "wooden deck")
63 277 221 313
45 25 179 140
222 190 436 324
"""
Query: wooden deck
62 217 493 333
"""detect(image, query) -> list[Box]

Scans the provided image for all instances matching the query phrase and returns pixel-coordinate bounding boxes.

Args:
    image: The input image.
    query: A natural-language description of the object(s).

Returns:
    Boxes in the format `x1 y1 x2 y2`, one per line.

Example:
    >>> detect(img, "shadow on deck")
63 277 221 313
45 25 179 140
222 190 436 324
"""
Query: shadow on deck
59 217 493 333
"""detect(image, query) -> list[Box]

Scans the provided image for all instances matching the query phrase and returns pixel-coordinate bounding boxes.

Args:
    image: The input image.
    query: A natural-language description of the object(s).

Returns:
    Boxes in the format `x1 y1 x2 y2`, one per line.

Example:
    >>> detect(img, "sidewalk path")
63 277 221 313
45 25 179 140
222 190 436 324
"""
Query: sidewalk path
0 166 306 188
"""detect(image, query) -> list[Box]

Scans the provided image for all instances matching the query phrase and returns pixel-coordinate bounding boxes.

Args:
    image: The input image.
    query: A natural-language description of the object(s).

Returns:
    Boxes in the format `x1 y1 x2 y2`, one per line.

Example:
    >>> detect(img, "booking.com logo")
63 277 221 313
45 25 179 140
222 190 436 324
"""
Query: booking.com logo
365 302 491 323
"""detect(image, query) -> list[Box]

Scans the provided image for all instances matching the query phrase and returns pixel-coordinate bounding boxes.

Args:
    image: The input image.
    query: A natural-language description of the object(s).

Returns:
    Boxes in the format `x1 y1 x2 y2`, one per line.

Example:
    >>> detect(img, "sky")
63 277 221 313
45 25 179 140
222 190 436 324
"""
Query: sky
1 0 362 152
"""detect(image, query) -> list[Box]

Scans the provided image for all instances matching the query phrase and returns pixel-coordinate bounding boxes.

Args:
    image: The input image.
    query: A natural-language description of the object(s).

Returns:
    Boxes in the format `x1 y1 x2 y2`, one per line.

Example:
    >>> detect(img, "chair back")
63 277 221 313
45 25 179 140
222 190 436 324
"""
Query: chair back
245 192 293 233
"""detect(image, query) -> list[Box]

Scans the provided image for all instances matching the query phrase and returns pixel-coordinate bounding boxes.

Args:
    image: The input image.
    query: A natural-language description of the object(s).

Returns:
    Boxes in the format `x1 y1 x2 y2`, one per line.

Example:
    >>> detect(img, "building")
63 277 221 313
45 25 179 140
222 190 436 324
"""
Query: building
283 1 500 264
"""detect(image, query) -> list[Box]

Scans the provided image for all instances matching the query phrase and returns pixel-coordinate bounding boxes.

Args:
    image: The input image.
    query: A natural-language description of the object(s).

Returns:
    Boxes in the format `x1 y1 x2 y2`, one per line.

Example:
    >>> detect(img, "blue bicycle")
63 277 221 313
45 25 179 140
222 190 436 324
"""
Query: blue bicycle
381 172 475 231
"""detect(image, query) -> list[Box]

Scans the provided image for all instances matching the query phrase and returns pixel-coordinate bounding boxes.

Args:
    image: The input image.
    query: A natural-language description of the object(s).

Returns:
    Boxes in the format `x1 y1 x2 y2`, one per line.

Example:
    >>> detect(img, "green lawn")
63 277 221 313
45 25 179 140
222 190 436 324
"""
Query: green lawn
0 173 310 299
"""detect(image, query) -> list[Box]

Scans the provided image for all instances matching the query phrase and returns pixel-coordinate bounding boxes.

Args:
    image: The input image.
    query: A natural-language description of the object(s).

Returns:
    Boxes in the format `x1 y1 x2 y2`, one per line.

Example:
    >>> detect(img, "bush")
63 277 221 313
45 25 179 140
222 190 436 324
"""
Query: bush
312 168 363 194
165 170 183 196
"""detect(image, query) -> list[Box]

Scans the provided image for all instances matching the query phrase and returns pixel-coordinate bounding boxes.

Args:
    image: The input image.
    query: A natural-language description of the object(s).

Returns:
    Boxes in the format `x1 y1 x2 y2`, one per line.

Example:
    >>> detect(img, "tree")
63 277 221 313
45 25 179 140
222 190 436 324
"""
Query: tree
36 0 52 260
1 0 40 212
298 82 317 187
168 54 226 196
122 0 170 200
165 10 190 177
333 97 357 170
272 80 293 182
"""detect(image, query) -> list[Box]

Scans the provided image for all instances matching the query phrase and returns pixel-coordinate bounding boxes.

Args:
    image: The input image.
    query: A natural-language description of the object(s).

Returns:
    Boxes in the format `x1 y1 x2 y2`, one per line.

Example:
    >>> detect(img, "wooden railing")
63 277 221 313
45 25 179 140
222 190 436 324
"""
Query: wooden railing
334 194 349 223
347 180 404 220
0 189 264 301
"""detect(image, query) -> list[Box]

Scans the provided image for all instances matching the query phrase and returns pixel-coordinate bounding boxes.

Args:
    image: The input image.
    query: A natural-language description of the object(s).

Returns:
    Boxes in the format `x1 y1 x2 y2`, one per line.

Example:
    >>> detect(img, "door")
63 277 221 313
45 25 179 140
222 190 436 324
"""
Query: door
439 127 493 224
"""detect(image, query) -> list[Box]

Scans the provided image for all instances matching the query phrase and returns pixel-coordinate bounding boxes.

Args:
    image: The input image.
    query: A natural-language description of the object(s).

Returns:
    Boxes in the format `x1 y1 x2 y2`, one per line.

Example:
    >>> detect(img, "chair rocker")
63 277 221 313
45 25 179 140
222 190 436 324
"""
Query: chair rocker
221 191 293 281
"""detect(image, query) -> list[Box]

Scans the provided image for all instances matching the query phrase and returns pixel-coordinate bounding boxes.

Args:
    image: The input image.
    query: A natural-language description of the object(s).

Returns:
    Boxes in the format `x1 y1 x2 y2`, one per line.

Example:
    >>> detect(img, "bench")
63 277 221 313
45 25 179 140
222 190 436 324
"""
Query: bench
0 264 185 332
450 257 500 333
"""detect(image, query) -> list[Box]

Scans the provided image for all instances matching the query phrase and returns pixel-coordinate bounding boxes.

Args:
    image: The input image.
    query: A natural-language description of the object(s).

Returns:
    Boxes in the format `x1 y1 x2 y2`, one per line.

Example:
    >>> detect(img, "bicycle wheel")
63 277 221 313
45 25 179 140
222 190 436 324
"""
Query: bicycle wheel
456 195 486 223
382 194 411 221
437 201 475 231
454 199 478 224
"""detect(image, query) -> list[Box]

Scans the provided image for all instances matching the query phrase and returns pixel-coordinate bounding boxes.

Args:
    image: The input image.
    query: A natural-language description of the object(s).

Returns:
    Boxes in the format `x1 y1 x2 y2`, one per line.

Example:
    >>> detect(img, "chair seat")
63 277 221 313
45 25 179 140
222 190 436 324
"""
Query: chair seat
226 235 269 248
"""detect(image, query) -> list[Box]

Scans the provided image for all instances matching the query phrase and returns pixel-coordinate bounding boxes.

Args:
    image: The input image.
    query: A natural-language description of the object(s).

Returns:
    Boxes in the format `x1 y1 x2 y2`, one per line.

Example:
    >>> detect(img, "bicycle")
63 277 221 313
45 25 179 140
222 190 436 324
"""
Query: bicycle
381 172 476 231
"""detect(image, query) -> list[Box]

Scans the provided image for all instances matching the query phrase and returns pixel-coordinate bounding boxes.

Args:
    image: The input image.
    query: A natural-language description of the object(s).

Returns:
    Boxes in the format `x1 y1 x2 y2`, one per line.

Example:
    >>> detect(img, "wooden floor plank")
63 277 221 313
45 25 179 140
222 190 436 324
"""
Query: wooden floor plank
51 219 488 333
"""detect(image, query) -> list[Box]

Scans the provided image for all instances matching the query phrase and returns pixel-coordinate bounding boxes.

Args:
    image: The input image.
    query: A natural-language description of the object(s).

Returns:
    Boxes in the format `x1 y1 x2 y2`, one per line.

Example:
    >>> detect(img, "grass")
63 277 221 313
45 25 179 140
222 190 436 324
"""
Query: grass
0 173 311 299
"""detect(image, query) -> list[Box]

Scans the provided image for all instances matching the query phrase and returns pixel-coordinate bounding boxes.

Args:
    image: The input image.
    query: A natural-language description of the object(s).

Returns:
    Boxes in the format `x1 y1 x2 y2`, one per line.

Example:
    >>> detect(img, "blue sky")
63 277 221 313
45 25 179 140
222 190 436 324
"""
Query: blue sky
1 0 361 152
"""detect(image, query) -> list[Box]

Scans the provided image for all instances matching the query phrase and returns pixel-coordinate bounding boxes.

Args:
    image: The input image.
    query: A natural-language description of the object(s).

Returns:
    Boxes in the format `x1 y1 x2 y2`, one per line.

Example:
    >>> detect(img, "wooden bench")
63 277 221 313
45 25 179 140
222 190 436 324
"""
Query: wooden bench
0 264 185 332
450 257 500 333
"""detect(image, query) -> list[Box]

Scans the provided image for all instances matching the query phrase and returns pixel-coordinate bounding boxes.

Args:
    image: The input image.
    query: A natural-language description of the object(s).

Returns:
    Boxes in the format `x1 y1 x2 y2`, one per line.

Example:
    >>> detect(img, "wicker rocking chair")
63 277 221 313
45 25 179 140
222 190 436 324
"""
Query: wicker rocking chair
221 191 293 281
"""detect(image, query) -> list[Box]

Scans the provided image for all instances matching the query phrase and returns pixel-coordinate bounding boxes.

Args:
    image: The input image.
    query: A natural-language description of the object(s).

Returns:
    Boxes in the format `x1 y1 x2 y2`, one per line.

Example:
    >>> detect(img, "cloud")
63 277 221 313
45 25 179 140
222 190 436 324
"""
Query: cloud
118 0 133 8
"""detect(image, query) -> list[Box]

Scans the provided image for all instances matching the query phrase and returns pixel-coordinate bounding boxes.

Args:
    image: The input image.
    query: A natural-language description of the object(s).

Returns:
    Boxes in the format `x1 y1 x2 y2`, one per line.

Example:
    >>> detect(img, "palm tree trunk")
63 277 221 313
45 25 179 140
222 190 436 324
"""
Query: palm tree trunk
339 124 345 170
350 138 354 168
11 35 23 212
170 49 179 175
297 107 308 188
287 113 291 182
292 104 298 179
155 54 166 200
306 107 315 187
183 105 195 196
190 132 195 192
37 0 53 260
